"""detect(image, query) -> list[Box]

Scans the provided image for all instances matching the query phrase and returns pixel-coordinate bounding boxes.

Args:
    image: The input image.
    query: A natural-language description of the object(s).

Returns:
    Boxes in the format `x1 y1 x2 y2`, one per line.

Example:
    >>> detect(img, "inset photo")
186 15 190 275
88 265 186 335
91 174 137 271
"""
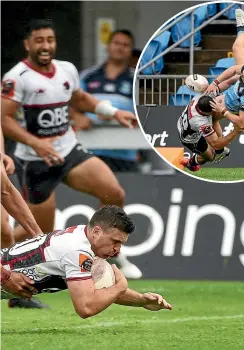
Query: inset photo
134 1 244 183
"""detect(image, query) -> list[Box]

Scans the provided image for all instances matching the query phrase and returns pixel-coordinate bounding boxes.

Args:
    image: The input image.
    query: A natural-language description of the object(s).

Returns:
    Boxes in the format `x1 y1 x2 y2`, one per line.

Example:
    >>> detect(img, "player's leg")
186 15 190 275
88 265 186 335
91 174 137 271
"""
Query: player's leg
10 194 55 308
64 155 142 279
13 158 59 240
233 9 244 65
10 192 55 309
14 192 56 241
1 206 15 248
65 156 125 206
181 138 214 171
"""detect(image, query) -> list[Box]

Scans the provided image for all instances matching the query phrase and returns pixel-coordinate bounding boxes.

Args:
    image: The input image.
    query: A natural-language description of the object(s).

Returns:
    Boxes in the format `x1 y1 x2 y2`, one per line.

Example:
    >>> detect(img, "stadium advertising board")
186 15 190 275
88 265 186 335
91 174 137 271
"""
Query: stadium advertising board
137 106 244 168
50 174 243 281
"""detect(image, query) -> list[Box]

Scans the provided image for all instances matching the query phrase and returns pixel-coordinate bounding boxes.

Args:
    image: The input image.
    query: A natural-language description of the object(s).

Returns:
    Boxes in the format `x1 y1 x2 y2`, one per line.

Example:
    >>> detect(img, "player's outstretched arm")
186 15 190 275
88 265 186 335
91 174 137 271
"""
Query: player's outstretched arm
67 265 127 319
114 288 172 311
211 99 244 129
70 89 137 128
212 119 223 138
218 76 240 93
205 126 240 150
205 64 243 95
1 165 42 237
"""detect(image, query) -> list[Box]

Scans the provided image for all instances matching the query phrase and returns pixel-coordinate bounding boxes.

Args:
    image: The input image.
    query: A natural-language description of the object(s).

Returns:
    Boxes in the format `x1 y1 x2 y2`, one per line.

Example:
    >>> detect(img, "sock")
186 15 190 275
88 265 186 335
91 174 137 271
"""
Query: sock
189 154 209 166
188 154 200 167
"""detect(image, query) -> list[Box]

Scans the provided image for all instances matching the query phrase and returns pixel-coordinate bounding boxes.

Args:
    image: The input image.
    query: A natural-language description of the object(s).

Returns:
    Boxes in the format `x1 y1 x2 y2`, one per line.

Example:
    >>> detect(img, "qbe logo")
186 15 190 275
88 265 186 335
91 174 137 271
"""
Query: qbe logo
38 105 69 128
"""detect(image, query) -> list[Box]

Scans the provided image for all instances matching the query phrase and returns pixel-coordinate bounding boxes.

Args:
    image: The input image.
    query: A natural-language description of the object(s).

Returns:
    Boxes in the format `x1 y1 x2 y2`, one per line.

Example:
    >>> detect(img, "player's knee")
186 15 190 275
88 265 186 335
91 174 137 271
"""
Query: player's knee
202 152 214 162
104 185 125 206
208 154 215 162
232 41 241 54
1 225 15 248
114 186 125 205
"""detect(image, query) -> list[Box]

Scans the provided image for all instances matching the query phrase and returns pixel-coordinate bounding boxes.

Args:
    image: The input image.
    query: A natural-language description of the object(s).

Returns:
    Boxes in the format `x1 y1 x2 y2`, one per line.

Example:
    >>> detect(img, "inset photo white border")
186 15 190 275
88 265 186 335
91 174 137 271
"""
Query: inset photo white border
133 0 244 184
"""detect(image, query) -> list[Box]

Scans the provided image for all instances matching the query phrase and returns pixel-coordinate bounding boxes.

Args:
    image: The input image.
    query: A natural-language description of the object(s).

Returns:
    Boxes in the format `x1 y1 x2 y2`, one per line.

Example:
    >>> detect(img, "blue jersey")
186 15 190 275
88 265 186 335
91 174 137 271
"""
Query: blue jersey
79 64 137 161
224 76 244 113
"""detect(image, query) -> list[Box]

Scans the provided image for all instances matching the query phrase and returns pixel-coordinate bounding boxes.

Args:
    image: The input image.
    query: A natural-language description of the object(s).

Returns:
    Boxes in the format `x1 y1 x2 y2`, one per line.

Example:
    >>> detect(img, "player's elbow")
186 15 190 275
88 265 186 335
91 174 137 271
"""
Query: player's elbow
213 143 223 151
76 306 94 319
237 119 244 130
209 140 222 150
73 300 95 319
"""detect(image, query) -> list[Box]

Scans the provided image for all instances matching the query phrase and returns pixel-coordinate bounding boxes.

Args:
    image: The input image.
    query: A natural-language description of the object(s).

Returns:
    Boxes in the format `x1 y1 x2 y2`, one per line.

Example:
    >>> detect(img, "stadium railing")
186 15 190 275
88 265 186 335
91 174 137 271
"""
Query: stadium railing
136 74 218 106
135 2 239 106
137 3 236 77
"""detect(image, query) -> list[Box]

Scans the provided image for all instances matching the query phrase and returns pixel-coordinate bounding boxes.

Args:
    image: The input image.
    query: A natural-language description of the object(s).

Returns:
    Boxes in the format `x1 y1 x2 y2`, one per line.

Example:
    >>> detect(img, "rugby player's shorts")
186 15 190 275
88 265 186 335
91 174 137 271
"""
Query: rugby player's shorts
181 136 208 155
14 143 94 204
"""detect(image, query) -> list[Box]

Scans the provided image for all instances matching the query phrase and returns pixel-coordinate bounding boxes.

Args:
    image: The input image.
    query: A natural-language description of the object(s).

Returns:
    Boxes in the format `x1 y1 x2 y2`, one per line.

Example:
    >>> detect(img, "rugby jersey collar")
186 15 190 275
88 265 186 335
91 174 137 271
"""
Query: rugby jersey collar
22 59 56 79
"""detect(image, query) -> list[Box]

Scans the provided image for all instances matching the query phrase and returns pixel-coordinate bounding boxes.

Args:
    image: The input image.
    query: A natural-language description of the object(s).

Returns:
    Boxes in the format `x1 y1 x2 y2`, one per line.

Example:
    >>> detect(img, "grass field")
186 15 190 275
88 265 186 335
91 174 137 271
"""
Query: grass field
2 280 244 350
185 168 244 181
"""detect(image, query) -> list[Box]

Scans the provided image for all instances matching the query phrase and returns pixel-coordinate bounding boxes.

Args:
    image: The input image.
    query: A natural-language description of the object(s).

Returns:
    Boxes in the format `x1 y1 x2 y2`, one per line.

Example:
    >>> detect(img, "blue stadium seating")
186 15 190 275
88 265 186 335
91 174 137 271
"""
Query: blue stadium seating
154 30 171 48
207 3 217 17
208 57 236 83
215 57 236 68
171 15 201 48
170 85 198 106
208 57 236 82
171 6 209 48
139 31 171 75
219 3 242 20
194 5 208 24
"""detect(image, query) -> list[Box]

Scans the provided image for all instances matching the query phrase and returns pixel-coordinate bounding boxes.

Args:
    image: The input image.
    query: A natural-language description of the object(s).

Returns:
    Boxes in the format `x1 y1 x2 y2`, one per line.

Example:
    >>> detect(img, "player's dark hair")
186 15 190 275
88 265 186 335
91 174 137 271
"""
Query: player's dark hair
25 19 56 38
108 29 134 46
89 205 135 234
197 96 214 113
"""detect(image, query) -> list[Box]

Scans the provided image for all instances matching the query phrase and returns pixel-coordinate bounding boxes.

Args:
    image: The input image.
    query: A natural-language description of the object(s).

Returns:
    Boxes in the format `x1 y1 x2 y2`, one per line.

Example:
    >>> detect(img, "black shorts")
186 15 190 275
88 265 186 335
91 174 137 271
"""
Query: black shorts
98 156 139 172
181 136 208 155
14 143 94 204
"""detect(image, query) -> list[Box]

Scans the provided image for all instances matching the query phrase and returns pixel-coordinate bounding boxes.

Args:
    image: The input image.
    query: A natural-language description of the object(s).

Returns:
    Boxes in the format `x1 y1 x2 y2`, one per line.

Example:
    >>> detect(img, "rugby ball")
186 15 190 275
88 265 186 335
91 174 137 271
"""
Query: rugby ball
185 74 209 93
91 258 115 289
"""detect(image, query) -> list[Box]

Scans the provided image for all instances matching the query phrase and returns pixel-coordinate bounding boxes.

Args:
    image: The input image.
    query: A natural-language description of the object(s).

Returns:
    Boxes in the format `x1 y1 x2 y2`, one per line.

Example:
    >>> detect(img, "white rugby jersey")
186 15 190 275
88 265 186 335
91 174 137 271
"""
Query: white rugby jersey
177 95 214 143
1 225 94 293
1 59 81 161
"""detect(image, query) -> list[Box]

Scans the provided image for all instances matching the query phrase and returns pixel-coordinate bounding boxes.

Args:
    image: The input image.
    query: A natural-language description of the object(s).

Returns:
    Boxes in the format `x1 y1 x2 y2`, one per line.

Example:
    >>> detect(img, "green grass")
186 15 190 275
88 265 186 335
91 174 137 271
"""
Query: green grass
2 280 244 350
185 167 244 181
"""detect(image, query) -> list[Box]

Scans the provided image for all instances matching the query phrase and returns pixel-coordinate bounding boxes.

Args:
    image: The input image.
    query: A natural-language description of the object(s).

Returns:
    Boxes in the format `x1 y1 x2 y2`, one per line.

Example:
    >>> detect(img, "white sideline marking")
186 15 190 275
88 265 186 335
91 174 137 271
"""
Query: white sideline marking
2 314 244 333
75 314 244 329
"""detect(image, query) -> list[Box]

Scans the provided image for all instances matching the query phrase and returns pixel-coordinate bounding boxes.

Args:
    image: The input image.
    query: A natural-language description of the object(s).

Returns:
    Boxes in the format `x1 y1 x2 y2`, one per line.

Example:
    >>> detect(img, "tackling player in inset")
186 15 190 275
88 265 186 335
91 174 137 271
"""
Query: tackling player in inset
179 8 244 172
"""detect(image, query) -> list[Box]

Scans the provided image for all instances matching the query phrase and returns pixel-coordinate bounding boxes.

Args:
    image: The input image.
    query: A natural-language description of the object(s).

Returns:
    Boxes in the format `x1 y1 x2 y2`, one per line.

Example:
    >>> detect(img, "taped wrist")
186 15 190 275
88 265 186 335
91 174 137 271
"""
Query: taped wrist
221 108 228 117
95 101 118 118
213 79 220 87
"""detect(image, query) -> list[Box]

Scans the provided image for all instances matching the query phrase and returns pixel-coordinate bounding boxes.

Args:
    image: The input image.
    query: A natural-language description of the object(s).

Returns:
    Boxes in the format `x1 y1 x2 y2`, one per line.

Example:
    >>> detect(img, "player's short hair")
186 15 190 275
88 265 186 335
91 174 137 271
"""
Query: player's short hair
89 205 135 234
197 96 214 113
108 29 134 46
25 19 56 38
